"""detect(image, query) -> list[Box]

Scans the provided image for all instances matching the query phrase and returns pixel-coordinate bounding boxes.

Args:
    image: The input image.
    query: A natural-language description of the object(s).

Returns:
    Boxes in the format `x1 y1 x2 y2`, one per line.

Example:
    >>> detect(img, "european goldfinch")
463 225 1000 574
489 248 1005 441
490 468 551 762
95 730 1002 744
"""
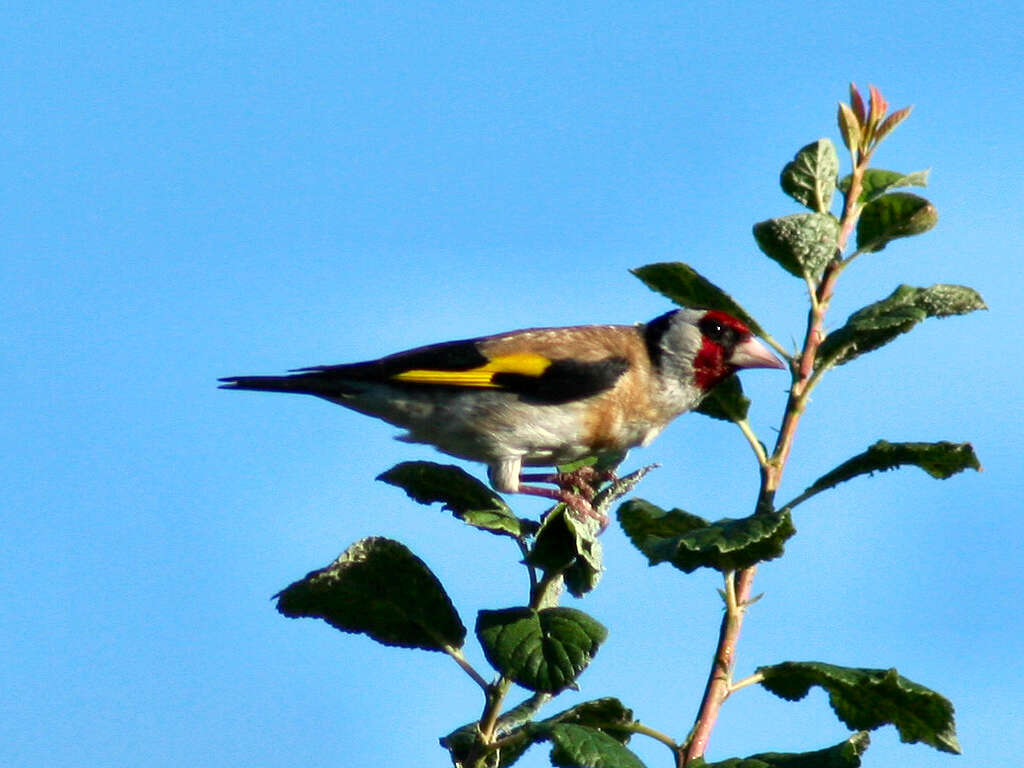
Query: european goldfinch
220 309 783 511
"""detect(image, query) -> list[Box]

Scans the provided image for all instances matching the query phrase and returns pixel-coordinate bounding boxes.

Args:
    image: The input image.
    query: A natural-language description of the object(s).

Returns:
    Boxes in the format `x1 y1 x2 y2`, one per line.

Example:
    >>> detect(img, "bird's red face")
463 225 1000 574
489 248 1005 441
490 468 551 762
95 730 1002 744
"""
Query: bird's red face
692 310 784 391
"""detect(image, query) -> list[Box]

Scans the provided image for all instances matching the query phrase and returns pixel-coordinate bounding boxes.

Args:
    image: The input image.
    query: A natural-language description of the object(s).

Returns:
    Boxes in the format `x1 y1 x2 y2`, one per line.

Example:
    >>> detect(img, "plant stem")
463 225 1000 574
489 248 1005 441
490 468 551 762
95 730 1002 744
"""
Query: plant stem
728 671 765 694
767 262 837 488
628 722 680 752
517 537 538 598
768 160 864 488
735 418 769 470
681 568 756 765
760 331 792 361
445 645 491 692
683 155 870 765
478 677 512 743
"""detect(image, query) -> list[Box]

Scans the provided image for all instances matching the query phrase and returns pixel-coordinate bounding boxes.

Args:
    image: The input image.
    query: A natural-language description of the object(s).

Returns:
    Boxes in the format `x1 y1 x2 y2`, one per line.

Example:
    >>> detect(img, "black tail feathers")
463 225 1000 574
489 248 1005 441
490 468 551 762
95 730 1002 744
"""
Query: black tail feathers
218 372 355 397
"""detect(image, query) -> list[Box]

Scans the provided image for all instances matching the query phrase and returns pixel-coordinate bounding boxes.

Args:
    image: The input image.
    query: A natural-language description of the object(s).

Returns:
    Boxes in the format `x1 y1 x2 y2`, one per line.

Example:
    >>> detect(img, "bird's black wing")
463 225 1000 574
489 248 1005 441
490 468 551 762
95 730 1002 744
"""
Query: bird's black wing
222 337 628 404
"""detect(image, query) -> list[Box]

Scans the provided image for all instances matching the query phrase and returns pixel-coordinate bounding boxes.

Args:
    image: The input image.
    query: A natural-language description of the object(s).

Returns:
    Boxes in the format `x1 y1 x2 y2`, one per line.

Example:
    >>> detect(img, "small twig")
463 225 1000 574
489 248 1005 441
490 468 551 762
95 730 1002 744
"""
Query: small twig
627 721 680 752
841 247 867 267
722 569 739 613
760 331 792 361
734 419 769 470
728 671 765 694
493 692 551 734
800 355 835 402
684 153 871 765
682 568 755 763
445 645 491 692
803 274 820 311
516 537 538 597
478 677 512 743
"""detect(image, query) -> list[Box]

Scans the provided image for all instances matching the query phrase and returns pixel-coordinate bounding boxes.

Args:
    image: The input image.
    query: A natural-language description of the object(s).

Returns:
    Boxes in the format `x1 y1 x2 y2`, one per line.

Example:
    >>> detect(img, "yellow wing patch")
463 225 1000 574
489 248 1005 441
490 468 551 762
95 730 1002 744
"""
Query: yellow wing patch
391 353 553 388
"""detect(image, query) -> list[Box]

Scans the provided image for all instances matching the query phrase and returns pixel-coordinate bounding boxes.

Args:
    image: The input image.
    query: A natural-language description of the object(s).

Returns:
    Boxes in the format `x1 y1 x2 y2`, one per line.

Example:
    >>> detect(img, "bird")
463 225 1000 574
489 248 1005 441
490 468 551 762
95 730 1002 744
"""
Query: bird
220 308 784 516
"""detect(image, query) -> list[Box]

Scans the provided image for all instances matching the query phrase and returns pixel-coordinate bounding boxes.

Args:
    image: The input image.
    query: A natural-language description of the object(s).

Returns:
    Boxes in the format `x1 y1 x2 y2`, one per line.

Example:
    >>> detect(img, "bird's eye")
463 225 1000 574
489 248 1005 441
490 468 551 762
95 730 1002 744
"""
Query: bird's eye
698 317 726 342
698 316 740 348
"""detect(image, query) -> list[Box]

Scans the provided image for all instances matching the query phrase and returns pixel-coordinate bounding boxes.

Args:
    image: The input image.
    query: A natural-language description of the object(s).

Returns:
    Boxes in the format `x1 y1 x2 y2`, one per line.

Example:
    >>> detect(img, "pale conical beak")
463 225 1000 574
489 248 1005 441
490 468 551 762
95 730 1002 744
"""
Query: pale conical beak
729 336 786 370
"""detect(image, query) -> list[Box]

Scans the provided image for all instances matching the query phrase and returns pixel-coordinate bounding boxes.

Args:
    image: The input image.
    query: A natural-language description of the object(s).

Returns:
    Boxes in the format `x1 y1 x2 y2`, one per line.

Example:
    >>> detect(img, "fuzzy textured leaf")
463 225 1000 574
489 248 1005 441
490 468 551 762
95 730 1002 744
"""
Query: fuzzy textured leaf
699 732 870 768
838 169 928 204
527 505 603 598
442 695 550 768
837 102 861 152
791 441 981 507
695 376 751 422
817 284 986 368
592 464 659 521
856 192 937 252
631 262 766 338
275 537 466 652
547 724 646 768
443 696 635 767
758 662 960 754
539 698 636 745
753 213 839 278
476 607 607 693
618 499 795 573
440 721 531 768
781 139 838 213
378 461 534 538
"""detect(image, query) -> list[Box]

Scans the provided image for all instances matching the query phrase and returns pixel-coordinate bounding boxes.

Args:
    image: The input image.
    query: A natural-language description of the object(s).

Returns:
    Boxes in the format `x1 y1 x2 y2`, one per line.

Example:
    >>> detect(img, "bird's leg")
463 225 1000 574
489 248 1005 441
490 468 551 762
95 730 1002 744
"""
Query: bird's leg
519 465 616 501
515 484 593 516
517 467 610 527
491 460 607 526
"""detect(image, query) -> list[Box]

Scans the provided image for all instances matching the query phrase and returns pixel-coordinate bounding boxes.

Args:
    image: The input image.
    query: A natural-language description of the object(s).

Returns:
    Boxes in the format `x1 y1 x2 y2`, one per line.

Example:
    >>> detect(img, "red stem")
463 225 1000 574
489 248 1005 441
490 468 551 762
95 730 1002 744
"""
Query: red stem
681 568 755 765
681 155 867 766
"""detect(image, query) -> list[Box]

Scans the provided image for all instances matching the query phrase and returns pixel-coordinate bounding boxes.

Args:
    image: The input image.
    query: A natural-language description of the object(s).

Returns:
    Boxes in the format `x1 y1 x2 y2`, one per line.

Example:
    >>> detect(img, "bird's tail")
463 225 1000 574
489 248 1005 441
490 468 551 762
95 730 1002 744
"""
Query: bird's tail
218 371 356 397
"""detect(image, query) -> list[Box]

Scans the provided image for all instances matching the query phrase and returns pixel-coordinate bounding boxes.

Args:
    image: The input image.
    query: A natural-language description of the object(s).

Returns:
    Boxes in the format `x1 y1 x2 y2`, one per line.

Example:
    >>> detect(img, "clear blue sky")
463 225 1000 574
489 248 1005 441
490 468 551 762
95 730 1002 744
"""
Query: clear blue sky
4 2 1021 767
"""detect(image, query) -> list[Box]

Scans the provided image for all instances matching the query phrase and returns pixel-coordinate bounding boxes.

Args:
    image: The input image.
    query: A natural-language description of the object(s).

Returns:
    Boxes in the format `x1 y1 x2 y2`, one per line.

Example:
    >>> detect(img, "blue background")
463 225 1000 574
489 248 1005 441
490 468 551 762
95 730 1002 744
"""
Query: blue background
4 2 1021 767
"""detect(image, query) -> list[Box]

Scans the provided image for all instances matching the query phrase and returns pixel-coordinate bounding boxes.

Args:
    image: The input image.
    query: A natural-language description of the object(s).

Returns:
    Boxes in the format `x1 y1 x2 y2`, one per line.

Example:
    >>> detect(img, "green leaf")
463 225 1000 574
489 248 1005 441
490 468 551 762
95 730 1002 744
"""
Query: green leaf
758 662 960 754
753 213 839 279
838 168 929 204
495 693 553 735
631 262 767 338
618 499 795 573
527 506 604 598
492 737 535 768
695 375 751 422
780 139 838 213
275 537 466 652
837 102 862 152
699 732 870 768
538 698 636 745
547 724 646 768
441 732 533 768
444 696 637 768
592 464 659 520
441 724 535 768
476 607 607 693
790 440 981 508
378 461 535 538
439 722 488 767
855 192 937 252
816 284 987 368
557 451 627 476
441 694 551 768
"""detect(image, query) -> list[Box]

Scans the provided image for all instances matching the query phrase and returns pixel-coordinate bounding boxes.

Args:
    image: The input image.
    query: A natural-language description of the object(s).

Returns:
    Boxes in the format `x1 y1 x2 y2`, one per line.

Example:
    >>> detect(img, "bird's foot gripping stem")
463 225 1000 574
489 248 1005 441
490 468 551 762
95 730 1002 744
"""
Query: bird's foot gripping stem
516 485 605 528
517 466 620 528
